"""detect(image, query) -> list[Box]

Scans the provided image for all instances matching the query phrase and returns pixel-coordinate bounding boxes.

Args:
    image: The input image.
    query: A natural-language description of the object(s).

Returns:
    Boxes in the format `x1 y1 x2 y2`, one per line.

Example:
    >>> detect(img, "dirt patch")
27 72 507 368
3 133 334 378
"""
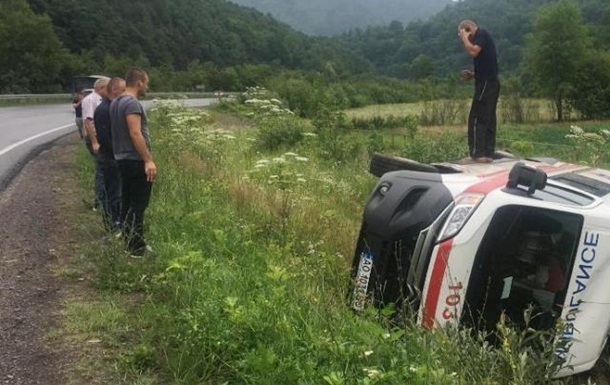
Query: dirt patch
0 135 86 384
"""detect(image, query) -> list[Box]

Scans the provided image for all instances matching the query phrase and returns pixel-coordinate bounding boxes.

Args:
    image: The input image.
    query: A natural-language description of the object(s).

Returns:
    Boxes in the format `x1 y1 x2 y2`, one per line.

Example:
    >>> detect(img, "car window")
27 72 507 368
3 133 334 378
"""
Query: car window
551 173 610 198
531 184 595 206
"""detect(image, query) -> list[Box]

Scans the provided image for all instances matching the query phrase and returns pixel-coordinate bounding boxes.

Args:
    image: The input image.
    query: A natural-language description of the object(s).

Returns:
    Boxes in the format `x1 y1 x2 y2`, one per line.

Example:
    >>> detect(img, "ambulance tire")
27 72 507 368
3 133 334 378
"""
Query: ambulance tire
369 153 438 177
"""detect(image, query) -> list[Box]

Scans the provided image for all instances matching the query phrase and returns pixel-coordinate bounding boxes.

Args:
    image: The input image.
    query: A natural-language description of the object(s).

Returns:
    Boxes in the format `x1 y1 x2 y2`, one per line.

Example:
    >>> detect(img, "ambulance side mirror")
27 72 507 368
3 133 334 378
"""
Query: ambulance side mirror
506 162 547 194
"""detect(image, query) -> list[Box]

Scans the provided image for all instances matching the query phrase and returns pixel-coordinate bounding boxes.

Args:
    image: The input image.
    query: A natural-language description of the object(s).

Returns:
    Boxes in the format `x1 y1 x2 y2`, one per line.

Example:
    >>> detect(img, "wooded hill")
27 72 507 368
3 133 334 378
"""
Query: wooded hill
340 0 610 78
26 0 367 72
2 0 609 97
227 0 451 36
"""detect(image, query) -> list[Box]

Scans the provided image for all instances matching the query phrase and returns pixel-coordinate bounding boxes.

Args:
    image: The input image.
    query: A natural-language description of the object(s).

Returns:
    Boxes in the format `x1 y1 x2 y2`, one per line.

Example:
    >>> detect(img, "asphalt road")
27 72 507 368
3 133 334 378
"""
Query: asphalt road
0 98 215 190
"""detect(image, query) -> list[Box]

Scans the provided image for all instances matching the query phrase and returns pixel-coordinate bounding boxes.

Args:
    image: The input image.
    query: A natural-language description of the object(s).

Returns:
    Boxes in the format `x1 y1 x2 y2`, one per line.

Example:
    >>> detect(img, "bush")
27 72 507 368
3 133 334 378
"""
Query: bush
509 140 535 157
401 132 468 163
351 115 419 136
256 117 307 151
419 99 468 126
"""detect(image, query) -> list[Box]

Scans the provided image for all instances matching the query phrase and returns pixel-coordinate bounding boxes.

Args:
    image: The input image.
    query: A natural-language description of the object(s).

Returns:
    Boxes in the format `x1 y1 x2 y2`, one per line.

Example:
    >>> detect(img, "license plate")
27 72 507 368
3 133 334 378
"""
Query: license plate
352 250 374 311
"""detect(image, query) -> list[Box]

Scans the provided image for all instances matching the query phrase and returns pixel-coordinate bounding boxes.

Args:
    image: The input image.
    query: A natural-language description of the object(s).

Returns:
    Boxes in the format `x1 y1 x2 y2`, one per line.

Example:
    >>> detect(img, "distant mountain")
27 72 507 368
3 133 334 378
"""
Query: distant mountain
25 0 368 72
227 0 452 36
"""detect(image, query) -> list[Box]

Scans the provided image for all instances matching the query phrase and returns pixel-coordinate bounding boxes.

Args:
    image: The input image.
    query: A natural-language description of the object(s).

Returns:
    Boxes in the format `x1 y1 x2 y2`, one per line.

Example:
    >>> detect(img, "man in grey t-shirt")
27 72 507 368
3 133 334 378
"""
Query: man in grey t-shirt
111 95 151 160
109 67 157 257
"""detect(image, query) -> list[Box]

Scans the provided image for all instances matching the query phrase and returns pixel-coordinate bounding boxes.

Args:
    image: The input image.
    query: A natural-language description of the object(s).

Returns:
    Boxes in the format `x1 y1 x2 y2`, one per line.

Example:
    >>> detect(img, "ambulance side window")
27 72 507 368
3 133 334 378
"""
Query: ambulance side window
465 205 583 332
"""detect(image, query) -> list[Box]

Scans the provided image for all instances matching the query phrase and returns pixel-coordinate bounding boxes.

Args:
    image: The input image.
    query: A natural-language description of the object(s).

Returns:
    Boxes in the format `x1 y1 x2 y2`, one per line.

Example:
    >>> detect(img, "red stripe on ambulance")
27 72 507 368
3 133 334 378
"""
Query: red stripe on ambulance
422 171 509 329
422 239 453 329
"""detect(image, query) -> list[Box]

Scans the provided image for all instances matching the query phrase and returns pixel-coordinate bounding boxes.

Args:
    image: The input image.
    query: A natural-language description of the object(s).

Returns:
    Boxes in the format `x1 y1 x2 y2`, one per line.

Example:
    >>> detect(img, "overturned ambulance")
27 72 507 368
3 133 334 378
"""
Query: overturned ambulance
351 152 610 377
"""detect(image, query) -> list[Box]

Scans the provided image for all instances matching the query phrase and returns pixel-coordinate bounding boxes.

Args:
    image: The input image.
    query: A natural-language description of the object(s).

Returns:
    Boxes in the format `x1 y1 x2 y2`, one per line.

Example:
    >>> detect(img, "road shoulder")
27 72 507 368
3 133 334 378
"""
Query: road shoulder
0 135 100 384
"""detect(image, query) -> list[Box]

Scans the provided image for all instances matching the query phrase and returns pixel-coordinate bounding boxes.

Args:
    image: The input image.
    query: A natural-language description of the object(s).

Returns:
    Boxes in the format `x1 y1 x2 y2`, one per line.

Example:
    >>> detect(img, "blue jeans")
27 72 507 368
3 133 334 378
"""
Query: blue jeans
97 155 122 230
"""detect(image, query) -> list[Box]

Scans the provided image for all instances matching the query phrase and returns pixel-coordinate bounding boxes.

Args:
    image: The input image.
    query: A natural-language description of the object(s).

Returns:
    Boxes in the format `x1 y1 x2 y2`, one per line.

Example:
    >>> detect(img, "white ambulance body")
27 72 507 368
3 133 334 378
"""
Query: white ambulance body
351 154 610 377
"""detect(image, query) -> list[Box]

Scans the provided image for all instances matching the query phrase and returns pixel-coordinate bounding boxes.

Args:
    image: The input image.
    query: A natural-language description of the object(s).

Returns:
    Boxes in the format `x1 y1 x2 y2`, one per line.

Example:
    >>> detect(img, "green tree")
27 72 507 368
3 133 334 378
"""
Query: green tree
568 51 610 119
0 0 70 92
522 0 592 121
409 54 434 80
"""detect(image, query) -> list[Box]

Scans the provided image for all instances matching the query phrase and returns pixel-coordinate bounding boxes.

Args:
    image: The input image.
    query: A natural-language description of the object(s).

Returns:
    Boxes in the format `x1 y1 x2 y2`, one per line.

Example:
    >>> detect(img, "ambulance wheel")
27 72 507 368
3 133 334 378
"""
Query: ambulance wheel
369 152 438 177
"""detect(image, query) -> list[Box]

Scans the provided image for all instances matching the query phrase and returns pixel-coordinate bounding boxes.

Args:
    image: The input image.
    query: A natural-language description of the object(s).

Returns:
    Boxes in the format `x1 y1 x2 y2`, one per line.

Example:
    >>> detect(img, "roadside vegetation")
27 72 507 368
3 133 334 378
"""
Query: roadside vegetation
64 87 610 384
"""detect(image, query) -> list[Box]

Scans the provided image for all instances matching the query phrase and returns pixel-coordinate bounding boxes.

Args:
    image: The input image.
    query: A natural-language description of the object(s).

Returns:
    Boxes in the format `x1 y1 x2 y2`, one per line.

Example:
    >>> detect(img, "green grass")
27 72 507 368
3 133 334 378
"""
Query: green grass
345 98 559 126
66 96 594 384
346 103 423 119
345 99 610 165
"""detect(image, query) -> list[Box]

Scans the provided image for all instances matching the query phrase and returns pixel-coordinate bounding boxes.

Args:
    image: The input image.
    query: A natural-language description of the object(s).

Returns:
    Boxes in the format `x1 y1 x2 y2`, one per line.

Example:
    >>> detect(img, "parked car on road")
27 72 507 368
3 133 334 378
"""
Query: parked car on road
71 75 107 96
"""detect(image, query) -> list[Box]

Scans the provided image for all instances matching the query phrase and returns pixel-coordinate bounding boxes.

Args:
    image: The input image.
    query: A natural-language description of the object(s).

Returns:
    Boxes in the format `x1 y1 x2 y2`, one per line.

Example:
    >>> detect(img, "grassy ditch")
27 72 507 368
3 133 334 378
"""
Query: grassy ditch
69 92 602 384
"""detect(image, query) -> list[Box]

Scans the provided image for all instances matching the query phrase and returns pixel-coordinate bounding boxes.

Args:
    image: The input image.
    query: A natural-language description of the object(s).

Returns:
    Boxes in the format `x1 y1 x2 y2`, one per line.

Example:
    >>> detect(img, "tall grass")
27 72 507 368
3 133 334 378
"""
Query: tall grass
79 95 583 384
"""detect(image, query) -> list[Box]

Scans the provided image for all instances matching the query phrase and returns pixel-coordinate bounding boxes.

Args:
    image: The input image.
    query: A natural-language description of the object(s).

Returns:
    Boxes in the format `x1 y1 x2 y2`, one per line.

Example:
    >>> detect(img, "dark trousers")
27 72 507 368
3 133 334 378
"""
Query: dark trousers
118 160 152 254
98 155 121 230
468 77 500 158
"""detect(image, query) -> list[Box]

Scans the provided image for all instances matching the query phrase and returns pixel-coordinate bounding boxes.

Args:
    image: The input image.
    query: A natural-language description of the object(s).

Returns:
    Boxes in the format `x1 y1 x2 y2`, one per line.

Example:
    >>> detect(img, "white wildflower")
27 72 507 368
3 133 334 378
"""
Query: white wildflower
363 350 374 357
303 132 317 137
272 157 286 163
363 368 381 379
297 178 307 183
284 152 298 157
295 156 309 162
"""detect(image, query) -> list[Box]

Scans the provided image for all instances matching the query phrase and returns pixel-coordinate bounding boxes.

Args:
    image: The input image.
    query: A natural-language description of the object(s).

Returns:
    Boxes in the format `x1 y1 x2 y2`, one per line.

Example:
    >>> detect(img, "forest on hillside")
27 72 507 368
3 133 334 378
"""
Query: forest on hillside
228 0 451 36
340 0 610 78
2 0 369 92
2 0 610 120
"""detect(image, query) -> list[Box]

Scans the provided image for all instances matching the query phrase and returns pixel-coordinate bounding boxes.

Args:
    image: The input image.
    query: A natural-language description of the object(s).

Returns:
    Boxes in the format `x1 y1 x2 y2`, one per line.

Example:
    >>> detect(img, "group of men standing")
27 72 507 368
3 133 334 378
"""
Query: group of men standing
77 68 156 257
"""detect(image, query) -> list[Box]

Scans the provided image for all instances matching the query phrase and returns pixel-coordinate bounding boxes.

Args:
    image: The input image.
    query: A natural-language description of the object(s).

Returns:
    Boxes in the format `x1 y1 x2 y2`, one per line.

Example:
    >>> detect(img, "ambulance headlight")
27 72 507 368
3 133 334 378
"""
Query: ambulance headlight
438 193 485 241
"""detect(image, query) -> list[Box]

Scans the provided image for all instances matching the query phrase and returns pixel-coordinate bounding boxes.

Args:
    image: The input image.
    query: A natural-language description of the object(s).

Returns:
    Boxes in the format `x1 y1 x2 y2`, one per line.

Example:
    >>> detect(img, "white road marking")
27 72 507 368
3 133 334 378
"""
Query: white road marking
0 123 74 157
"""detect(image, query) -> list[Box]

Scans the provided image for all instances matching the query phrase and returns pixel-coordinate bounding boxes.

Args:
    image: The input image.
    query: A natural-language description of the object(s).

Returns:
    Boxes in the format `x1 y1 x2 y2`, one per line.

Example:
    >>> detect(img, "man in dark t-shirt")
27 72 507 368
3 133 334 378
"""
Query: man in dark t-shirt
93 77 126 231
459 20 500 163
